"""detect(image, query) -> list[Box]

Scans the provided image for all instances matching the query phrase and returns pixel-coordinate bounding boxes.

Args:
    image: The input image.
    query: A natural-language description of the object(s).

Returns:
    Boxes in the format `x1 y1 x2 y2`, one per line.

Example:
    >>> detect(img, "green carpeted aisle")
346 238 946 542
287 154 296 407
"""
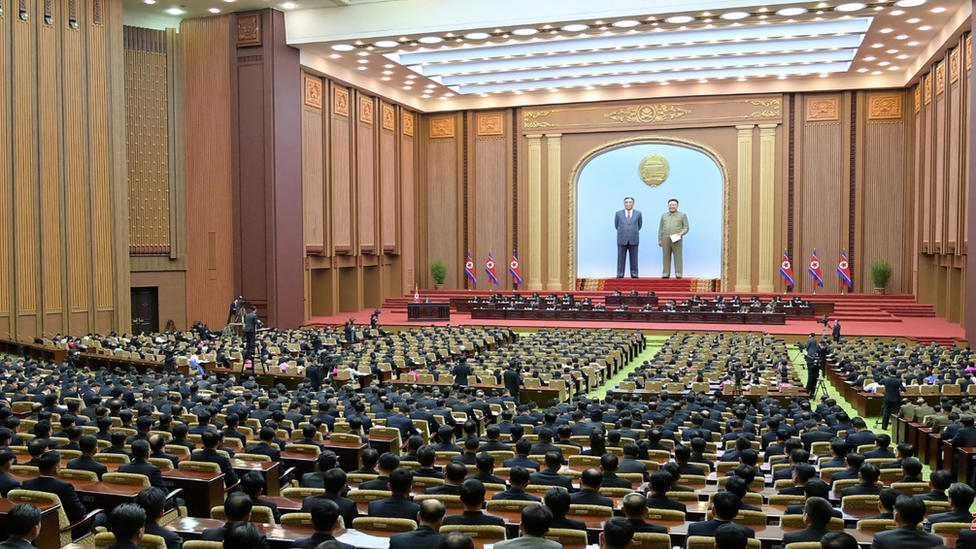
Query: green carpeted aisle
586 335 669 400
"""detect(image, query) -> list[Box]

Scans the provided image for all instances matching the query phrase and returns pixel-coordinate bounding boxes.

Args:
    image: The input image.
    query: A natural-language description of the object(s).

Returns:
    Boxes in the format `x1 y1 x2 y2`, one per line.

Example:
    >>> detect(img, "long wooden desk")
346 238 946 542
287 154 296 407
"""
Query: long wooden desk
389 380 566 408
0 499 61 549
281 441 366 474
0 338 68 363
471 308 788 325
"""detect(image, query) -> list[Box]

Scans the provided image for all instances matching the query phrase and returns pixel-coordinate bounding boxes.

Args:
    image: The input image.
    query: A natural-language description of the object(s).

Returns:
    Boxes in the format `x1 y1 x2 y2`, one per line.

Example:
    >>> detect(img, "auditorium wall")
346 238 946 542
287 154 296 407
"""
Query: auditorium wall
299 71 420 317
913 34 970 326
0 0 130 340
416 91 913 300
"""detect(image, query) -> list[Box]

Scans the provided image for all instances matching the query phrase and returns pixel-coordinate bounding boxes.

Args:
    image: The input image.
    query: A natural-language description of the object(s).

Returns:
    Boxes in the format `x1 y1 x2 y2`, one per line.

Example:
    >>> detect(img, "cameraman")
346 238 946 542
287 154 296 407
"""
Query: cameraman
243 306 258 360
805 337 823 396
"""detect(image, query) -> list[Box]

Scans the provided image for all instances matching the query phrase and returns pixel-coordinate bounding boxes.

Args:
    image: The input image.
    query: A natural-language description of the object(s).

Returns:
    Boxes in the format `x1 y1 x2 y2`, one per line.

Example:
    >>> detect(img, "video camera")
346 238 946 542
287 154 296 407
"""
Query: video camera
817 315 831 326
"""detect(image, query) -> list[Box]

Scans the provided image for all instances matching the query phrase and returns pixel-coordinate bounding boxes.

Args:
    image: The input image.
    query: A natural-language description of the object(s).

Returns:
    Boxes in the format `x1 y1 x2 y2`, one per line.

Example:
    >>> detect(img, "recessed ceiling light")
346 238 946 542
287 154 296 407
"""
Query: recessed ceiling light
423 95 431 98
548 88 558 92
440 97 448 100
897 54 909 58
612 20 640 28
894 0 926 6
374 40 399 48
357 67 367 71
208 7 219 12
887 49 899 53
561 24 589 32
418 36 444 44
403 86 412 90
880 28 893 33
836 2 867 10
879 61 890 65
699 79 708 83
720 11 750 20
857 68 869 72
872 70 883 74
384 64 395 69
665 15 695 24
382 71 392 75
512 28 538 36
907 41 918 45
888 66 899 70
778 75 787 79
931 6 945 11
224 0 235 2
464 32 491 40
737 77 746 81
584 85 595 89
890 9 904 14
872 43 884 48
777 7 808 16
918 25 931 30
819 73 828 78
165 7 183 14
865 56 876 60
622 84 631 88
660 81 669 85
906 17 920 22
332 44 354 51
144 0 155 4
896 34 908 39
330 54 340 59
357 59 368 64
281 2 297 8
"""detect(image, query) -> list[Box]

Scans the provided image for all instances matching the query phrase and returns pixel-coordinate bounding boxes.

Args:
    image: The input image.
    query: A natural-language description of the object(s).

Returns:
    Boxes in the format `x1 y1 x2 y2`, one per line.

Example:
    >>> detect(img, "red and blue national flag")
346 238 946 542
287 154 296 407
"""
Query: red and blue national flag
809 250 823 287
464 253 478 286
838 250 852 288
780 252 794 288
485 253 499 285
510 253 523 286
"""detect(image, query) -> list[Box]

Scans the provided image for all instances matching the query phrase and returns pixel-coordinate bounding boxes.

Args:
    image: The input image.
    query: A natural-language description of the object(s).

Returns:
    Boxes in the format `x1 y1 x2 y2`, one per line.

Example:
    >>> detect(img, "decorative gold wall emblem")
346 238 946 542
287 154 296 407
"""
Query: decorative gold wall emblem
333 87 349 117
868 95 902 120
604 104 691 124
477 113 504 136
382 105 395 131
935 61 945 95
806 97 839 121
950 48 960 83
924 75 931 104
429 117 455 139
360 97 374 124
304 77 322 109
403 112 414 136
638 153 670 187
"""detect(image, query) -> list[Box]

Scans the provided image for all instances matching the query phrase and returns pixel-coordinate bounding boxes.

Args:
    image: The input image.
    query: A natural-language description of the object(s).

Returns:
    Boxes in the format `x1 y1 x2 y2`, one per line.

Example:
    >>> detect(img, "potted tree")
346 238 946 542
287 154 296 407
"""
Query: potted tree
870 259 893 295
429 258 447 290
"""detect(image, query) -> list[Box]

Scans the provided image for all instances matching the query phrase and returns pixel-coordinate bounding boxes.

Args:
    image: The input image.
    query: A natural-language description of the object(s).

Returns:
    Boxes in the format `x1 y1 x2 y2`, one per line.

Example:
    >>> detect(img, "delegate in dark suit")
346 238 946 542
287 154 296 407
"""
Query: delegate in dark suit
368 495 420 521
389 525 443 549
21 475 88 522
145 521 182 549
452 363 474 387
66 455 108 480
202 523 270 549
301 493 358 530
879 375 905 430
615 201 642 278
503 368 523 401
191 448 239 487
870 526 943 549
118 459 166 489
783 526 830 544
687 520 755 539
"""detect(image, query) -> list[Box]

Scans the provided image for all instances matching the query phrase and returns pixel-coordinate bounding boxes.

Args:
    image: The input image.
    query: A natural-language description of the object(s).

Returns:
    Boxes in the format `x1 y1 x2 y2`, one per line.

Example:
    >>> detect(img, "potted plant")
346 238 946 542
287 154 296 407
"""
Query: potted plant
429 258 447 290
870 259 893 295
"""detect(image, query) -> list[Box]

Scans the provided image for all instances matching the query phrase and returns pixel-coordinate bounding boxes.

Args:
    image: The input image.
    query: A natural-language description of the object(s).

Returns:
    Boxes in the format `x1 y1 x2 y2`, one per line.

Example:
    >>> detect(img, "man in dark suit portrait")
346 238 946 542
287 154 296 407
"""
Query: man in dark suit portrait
659 198 690 279
782 497 835 544
22 451 88 524
367 469 420 521
879 369 905 430
0 503 43 549
529 452 573 491
452 360 474 387
442 479 505 527
301 468 358 530
621 493 667 533
389 499 446 549
191 430 239 489
200 493 270 549
119 440 167 490
66 434 108 480
102 504 150 549
614 197 642 279
292 499 354 549
870 495 943 549
135 487 182 549
686 492 755 543
569 468 614 507
503 363 523 403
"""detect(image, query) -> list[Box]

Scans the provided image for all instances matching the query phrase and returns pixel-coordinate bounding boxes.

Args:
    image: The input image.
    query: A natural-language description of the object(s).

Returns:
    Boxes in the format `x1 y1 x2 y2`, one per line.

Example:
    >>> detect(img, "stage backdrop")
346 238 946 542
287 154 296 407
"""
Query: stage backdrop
576 143 723 279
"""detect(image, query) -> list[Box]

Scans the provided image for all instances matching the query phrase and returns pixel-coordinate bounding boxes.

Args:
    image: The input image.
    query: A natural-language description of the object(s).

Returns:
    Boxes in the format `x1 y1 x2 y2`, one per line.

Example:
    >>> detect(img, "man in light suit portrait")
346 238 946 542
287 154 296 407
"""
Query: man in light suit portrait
659 198 690 279
614 197 642 279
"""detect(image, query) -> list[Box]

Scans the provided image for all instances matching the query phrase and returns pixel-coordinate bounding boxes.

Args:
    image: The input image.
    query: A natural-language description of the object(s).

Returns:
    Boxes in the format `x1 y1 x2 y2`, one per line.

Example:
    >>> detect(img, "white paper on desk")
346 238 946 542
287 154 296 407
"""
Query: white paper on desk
670 234 681 243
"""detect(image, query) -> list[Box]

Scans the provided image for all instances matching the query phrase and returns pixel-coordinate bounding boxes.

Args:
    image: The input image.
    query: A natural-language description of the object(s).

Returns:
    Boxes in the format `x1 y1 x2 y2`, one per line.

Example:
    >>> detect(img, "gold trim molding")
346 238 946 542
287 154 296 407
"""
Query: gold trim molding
604 104 691 124
566 136 731 288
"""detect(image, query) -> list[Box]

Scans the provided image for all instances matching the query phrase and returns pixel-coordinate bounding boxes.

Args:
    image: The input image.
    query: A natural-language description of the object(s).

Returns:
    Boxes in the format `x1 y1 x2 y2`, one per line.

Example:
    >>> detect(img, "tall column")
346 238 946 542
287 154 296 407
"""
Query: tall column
526 135 544 291
546 134 563 291
734 125 755 293
757 124 778 293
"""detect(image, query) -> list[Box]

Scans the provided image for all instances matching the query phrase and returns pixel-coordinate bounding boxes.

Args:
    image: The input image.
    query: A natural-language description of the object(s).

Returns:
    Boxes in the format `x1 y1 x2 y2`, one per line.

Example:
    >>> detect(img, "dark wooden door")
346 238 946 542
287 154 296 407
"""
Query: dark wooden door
131 287 159 334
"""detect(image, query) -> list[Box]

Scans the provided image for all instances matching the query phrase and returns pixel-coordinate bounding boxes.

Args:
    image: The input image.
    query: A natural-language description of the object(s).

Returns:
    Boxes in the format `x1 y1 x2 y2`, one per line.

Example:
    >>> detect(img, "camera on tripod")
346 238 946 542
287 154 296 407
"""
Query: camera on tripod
817 315 831 326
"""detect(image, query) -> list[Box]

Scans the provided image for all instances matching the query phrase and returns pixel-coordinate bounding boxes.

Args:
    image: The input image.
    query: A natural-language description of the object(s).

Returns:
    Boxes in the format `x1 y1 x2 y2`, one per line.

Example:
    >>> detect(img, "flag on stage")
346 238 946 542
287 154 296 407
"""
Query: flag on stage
809 250 823 287
510 253 523 286
780 251 794 288
485 253 499 285
464 253 478 286
838 250 852 288
414 284 420 303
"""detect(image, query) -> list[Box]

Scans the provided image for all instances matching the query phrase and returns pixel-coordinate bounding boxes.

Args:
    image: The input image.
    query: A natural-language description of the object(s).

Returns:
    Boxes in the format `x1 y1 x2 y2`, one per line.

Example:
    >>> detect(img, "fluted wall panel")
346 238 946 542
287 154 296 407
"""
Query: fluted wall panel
0 6 8 321
862 120 907 292
88 19 114 319
182 15 234 329
331 106 351 252
64 5 90 317
13 15 38 317
381 129 396 251
38 9 62 315
401 134 415 287
302 102 324 251
934 73 947 252
358 118 375 251
948 66 962 252
474 136 508 287
799 120 846 293
426 139 458 288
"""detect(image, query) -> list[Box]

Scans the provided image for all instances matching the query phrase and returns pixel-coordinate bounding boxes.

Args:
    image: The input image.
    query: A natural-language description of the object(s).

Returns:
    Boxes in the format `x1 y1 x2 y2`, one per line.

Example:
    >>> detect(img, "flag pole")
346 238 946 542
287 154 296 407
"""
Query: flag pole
812 248 817 296
840 248 845 295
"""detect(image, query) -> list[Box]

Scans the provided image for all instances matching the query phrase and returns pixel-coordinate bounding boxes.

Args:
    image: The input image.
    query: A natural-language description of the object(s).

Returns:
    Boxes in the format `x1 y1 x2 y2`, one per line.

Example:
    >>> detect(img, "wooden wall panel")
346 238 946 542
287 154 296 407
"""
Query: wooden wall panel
934 67 947 253
124 30 170 254
302 99 324 252
88 17 114 320
181 15 234 328
401 130 415 290
13 13 38 317
799 114 846 293
358 118 375 251
922 78 934 251
63 2 90 319
0 4 8 322
380 129 396 251
862 120 907 293
331 96 351 252
426 139 458 288
38 6 62 317
474 136 508 287
948 61 962 252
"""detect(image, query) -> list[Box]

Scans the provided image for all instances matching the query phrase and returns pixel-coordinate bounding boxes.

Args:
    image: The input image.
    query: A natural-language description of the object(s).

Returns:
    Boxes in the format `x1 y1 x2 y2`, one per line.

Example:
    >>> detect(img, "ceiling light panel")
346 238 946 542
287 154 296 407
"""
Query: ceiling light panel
457 62 852 93
416 34 865 76
437 50 856 86
392 18 873 66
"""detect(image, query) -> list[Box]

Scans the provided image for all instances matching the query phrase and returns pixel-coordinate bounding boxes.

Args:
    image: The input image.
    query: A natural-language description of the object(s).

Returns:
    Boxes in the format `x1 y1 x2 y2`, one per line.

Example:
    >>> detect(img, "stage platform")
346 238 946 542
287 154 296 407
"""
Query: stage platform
304 289 964 345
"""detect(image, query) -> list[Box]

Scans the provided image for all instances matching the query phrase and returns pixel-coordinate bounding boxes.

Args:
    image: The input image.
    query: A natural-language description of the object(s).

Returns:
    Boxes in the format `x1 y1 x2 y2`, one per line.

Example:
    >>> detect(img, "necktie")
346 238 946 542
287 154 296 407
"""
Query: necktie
627 211 631 219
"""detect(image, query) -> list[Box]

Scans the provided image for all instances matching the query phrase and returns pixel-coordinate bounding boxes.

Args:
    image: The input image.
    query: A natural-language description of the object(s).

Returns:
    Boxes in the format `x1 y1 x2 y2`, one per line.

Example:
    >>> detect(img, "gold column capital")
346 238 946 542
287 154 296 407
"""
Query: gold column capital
735 124 756 132
758 123 779 130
